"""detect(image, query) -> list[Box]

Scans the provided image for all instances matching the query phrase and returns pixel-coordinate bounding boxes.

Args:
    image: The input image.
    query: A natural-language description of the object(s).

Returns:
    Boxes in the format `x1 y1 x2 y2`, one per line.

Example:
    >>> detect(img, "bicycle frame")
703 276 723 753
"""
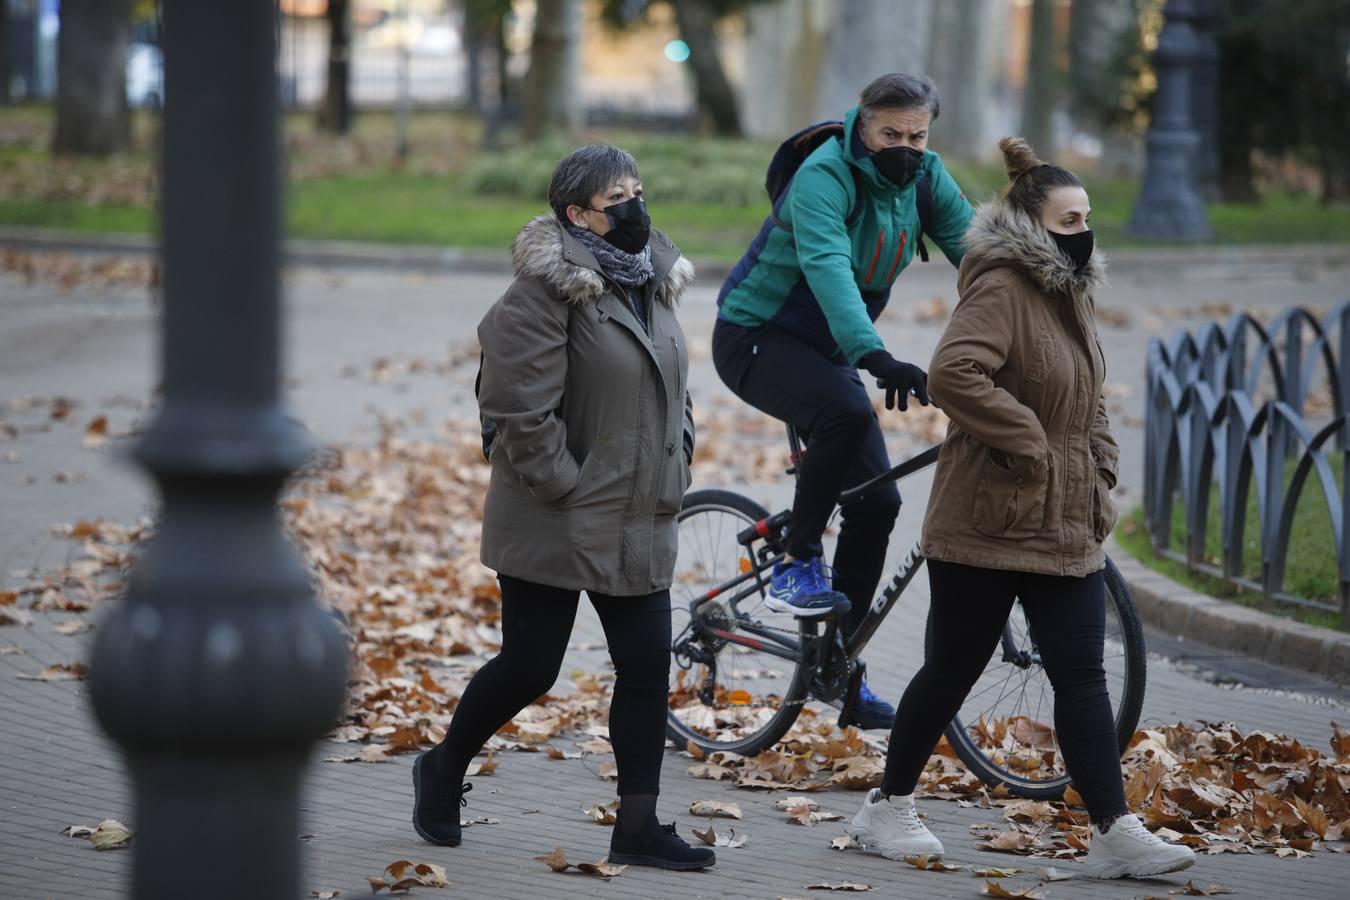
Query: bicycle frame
684 439 943 669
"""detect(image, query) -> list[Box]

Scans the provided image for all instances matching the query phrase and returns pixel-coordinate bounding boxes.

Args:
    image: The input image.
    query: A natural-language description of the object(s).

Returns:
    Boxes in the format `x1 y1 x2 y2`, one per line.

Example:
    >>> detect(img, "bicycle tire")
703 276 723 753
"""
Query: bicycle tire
666 489 814 757
933 555 1147 800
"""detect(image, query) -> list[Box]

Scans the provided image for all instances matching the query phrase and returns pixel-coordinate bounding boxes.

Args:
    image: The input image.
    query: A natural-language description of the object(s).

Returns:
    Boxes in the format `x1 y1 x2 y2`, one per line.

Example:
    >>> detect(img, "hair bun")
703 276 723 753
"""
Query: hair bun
999 136 1042 182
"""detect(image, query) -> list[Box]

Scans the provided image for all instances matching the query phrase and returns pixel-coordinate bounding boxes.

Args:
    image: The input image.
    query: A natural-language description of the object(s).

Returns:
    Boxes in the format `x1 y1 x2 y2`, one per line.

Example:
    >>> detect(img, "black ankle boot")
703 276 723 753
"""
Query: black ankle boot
608 817 716 871
412 750 472 846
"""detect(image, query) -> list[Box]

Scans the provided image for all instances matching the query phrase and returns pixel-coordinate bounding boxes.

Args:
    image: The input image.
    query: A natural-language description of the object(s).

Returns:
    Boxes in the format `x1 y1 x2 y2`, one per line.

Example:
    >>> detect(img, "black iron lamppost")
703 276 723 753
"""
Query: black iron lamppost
1128 0 1213 240
90 3 348 899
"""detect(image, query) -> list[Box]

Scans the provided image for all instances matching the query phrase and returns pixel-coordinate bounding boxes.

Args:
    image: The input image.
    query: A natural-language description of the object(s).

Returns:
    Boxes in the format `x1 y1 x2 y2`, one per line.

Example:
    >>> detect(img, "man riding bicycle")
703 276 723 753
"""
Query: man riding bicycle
711 73 974 729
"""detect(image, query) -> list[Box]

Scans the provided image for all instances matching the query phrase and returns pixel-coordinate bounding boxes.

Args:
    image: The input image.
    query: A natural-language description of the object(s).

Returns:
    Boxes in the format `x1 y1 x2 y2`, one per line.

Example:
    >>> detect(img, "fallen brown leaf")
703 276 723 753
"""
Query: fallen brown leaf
533 847 626 878
981 882 1045 899
369 859 448 892
466 754 497 776
973 867 1023 877
976 829 1039 854
806 882 872 892
904 854 964 871
83 415 109 449
582 801 619 825
1170 882 1236 896
689 799 742 819
690 824 748 848
64 819 133 851
18 662 88 682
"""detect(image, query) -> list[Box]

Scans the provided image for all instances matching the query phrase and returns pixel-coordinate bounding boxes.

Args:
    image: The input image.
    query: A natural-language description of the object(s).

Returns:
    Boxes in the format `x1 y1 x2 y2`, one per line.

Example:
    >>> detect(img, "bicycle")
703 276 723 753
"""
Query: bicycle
667 425 1146 800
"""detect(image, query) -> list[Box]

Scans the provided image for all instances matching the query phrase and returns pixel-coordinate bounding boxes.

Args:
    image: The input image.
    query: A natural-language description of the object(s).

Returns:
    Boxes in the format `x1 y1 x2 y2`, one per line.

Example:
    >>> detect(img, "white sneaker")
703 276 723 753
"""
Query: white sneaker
846 788 944 860
1078 814 1196 879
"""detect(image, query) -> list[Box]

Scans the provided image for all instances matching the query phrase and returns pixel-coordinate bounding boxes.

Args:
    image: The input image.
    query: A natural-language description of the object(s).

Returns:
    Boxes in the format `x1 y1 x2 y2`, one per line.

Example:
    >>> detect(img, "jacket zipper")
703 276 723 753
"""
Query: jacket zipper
883 230 908 283
863 231 885 284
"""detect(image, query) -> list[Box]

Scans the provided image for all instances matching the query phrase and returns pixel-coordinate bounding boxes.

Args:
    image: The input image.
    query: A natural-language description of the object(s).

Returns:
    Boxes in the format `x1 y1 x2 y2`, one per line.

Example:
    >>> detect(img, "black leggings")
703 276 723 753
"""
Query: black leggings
883 560 1129 823
712 319 900 635
434 574 671 797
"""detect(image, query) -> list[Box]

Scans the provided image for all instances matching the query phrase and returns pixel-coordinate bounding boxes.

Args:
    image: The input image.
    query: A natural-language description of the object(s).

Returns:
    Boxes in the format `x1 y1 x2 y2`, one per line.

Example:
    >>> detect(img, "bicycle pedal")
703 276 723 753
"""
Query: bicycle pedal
835 660 866 730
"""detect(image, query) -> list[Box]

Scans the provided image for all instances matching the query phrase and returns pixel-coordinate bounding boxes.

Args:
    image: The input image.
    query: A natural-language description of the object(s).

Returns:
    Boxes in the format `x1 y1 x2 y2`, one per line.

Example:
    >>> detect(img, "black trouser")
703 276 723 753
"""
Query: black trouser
882 560 1129 823
712 319 900 635
435 574 671 797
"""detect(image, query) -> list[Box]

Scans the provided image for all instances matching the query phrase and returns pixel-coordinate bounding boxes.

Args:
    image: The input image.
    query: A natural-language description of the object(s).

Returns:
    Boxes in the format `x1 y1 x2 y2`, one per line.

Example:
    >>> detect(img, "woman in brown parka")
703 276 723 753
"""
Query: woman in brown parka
410 144 714 872
845 139 1195 881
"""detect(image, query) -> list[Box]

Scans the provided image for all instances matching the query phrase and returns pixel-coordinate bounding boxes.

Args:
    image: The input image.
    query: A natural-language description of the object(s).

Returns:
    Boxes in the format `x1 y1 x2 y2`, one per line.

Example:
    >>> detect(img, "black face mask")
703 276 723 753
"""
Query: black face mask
870 145 924 188
590 196 651 254
1049 228 1094 273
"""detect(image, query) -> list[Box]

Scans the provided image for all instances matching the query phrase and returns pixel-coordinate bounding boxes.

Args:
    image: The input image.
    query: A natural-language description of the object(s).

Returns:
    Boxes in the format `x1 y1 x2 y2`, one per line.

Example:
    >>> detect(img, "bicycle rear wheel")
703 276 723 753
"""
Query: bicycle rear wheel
933 556 1146 800
666 489 814 757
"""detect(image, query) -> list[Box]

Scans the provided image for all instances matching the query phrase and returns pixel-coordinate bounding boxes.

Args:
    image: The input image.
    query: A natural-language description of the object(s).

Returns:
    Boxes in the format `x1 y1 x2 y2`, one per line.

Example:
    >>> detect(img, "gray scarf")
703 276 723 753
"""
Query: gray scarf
566 225 654 287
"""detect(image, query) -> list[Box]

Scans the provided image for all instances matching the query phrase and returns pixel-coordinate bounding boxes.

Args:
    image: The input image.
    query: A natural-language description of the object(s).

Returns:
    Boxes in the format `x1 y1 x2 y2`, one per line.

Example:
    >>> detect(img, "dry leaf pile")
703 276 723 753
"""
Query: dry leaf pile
1 248 159 293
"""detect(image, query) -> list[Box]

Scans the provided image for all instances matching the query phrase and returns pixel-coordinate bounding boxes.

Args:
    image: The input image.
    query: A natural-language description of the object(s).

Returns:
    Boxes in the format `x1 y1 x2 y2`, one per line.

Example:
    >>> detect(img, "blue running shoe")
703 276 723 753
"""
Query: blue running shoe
765 558 851 618
854 675 896 730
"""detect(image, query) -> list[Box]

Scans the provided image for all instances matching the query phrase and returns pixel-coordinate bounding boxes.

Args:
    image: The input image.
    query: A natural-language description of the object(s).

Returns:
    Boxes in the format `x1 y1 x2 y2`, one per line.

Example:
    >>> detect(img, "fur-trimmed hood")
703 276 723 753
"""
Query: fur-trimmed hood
510 214 695 307
958 201 1106 305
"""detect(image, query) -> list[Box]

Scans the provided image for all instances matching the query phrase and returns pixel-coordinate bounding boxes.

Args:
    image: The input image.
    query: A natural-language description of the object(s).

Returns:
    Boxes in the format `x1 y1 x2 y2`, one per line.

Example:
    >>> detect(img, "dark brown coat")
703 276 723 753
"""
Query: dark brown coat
478 215 696 595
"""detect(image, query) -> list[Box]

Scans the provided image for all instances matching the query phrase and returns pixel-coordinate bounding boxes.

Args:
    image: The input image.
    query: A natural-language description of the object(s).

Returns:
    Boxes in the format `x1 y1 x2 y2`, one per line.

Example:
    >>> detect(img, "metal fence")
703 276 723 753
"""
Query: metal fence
1143 302 1350 626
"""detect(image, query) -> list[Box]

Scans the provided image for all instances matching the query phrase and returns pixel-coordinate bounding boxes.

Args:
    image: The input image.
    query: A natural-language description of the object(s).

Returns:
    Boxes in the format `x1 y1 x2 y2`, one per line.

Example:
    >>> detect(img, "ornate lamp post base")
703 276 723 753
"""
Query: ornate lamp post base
1128 0 1214 241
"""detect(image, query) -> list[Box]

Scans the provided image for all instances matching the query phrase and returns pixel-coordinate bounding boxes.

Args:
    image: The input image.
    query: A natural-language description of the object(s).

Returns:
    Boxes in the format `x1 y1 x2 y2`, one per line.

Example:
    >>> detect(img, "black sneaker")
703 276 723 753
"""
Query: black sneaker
608 819 716 871
412 750 472 846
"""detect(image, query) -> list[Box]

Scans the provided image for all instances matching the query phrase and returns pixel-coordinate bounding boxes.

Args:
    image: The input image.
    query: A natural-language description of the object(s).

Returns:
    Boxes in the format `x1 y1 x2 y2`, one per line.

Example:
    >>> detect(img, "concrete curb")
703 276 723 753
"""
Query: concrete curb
3 224 1348 285
1111 549 1350 684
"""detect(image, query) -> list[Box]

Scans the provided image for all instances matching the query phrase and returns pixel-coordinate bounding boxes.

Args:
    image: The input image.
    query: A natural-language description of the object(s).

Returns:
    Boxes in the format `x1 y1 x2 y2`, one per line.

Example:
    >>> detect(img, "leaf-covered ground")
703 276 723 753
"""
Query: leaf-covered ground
3 408 1348 873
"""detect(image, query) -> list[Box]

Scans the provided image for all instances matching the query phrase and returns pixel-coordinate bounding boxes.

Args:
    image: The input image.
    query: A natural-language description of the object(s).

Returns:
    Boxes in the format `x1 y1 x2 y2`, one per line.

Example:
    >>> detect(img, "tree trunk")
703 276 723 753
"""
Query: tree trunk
316 0 353 134
522 0 582 141
926 0 992 159
0 5 11 106
52 0 134 156
464 6 483 113
814 0 933 122
1021 0 1056 157
1216 26 1258 203
1322 147 1350 206
669 0 741 137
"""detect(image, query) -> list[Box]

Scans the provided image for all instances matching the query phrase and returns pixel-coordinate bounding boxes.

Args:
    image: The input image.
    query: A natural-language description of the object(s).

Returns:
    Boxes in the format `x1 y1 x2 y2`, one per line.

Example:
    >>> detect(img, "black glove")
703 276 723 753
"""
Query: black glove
860 351 930 411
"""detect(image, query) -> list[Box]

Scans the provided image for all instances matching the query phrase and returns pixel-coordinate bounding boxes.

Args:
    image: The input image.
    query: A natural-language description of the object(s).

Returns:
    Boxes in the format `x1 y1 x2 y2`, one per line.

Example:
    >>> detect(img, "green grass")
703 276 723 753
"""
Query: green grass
285 172 771 259
3 107 1348 259
1115 453 1346 631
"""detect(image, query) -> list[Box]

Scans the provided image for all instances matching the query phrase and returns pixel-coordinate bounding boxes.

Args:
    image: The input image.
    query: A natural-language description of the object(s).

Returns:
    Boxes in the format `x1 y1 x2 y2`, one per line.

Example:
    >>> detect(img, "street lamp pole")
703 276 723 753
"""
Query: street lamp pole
1128 0 1213 240
89 3 348 899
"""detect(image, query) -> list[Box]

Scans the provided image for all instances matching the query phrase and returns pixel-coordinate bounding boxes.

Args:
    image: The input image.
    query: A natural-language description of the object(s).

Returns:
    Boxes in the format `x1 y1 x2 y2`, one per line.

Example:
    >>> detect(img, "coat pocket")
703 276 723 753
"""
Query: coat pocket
655 452 690 517
972 451 1049 540
551 446 601 506
1024 331 1061 384
1093 470 1118 542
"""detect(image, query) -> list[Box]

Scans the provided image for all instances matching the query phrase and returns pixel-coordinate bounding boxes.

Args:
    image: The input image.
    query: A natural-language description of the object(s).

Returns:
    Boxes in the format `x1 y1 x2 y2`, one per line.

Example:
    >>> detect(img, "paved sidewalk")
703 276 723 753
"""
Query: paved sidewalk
2 260 1349 899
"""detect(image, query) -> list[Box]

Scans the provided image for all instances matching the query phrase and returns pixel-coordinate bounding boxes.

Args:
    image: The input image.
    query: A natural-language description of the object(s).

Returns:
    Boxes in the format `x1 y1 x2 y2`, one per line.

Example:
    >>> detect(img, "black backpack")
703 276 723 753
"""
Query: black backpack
764 121 933 262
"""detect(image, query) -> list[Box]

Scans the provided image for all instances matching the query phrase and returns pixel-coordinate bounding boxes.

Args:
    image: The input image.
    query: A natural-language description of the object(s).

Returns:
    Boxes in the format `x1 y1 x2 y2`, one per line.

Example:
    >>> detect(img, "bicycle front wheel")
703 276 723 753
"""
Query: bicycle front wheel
934 556 1147 800
666 489 814 757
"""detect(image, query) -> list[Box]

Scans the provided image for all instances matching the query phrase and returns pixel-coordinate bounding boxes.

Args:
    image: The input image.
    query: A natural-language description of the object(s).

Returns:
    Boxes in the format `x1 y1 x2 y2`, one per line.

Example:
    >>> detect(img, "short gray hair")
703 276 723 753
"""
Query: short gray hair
548 144 640 221
858 73 940 123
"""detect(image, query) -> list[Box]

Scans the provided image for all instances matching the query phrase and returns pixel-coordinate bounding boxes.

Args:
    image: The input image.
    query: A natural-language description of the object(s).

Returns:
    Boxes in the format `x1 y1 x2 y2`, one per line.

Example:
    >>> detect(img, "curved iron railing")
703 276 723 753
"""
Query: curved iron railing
1143 302 1350 626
